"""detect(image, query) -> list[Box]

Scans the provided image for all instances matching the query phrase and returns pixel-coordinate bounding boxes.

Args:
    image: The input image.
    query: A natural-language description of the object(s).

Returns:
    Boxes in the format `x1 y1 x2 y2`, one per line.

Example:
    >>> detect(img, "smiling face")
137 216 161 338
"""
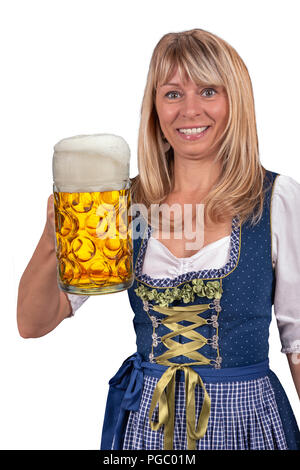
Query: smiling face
155 68 229 160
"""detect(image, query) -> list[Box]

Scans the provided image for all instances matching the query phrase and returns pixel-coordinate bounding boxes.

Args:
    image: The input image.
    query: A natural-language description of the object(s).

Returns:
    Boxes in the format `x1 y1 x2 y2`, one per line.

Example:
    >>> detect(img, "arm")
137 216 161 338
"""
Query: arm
272 175 300 399
17 194 72 338
287 353 300 399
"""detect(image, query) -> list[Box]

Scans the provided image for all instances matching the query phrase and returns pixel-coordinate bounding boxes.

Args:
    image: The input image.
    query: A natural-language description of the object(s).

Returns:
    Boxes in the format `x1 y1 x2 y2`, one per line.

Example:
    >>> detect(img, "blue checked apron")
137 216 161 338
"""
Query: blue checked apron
100 170 300 450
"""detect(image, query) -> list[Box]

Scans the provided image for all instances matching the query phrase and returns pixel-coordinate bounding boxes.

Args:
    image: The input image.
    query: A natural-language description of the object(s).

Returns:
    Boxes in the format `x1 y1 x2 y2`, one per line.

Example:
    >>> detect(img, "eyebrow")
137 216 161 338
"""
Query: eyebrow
159 82 219 88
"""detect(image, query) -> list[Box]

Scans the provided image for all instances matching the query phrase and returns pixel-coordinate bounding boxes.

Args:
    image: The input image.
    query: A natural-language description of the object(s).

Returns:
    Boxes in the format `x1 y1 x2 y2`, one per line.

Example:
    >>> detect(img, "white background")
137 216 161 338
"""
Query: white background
1 0 299 450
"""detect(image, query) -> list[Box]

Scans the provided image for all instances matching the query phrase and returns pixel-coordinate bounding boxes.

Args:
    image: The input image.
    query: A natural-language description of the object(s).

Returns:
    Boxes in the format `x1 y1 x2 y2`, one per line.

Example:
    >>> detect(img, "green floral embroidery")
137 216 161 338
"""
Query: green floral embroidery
135 279 223 307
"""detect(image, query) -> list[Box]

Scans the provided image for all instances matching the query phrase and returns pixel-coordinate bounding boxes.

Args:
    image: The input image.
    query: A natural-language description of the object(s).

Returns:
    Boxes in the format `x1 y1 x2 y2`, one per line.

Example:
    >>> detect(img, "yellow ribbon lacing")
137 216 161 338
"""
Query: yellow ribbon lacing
147 302 221 450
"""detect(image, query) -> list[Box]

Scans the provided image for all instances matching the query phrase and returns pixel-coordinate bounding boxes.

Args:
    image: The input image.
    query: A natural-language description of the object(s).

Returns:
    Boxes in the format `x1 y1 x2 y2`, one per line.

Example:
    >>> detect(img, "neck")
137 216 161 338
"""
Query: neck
171 153 222 198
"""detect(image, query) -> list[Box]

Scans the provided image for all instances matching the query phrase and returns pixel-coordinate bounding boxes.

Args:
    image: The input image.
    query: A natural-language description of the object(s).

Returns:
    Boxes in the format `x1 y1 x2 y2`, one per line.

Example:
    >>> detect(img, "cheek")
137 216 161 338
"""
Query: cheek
220 97 229 120
212 100 229 126
159 107 175 125
156 100 177 126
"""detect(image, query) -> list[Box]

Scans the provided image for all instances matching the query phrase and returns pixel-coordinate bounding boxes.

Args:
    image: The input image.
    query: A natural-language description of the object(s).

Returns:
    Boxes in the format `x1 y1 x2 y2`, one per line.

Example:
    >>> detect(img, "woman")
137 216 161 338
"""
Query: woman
17 28 300 450
101 28 300 451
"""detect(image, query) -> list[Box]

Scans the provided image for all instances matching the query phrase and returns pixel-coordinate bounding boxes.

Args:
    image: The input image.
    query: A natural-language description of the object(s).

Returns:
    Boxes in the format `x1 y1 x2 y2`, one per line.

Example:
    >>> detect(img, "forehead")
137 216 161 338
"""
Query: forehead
157 69 221 93
158 65 190 87
160 68 190 86
157 63 222 89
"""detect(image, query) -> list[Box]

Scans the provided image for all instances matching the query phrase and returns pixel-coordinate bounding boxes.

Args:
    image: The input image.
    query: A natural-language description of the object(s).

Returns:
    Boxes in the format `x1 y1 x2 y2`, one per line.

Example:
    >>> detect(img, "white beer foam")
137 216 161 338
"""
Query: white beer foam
53 134 130 192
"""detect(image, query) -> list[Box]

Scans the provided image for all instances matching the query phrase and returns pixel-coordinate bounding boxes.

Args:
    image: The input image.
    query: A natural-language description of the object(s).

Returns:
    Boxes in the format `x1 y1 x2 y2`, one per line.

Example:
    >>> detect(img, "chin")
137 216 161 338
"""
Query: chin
176 147 210 159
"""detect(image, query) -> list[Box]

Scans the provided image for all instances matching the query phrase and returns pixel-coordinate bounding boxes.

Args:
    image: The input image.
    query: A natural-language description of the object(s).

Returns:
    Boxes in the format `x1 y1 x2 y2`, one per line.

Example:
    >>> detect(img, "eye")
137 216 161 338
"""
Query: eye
165 90 181 99
201 88 217 97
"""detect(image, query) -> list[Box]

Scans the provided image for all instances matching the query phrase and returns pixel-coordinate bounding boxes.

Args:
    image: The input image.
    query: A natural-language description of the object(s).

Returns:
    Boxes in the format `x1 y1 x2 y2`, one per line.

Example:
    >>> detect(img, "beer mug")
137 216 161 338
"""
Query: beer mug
52 134 133 295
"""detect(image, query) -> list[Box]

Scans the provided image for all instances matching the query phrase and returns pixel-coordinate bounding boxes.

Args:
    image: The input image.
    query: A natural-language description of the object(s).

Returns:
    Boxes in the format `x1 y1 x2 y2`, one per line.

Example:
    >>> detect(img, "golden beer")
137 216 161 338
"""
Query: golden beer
52 134 133 295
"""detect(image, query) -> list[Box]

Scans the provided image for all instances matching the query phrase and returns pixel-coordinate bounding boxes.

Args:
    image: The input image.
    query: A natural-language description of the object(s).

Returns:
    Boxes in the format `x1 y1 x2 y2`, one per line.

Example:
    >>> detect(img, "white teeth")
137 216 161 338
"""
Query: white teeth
178 126 208 134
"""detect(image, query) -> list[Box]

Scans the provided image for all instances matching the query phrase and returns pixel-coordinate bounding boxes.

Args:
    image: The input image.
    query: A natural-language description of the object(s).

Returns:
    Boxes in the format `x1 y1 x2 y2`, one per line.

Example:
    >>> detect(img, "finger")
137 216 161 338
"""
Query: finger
47 194 54 206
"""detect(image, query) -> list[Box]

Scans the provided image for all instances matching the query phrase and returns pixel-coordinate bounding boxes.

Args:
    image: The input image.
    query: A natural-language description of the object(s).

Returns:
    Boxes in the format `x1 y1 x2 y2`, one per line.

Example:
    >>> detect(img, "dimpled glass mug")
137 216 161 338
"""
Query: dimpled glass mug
52 134 133 295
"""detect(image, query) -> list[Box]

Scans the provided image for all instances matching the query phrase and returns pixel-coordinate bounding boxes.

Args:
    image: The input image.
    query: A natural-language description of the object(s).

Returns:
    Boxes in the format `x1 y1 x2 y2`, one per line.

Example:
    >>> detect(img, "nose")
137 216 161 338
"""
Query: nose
181 93 204 119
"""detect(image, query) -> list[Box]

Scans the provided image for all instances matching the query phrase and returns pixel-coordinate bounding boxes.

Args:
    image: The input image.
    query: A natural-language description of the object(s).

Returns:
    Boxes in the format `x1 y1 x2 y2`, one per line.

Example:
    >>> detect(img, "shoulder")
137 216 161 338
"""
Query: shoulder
272 173 300 203
270 174 300 266
271 174 300 235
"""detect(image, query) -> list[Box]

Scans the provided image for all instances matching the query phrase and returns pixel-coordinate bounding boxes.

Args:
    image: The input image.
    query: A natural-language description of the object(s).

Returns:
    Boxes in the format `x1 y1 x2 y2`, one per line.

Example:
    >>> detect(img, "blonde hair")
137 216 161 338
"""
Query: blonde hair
131 28 271 228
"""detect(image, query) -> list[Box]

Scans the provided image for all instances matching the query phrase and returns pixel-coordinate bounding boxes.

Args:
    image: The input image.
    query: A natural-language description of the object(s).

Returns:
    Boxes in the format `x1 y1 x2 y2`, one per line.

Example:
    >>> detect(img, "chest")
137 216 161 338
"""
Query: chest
151 219 233 258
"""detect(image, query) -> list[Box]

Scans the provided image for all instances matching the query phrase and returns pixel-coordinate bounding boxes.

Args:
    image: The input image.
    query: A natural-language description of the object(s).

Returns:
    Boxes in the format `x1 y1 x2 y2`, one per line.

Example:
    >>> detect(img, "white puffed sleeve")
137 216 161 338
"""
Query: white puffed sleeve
272 174 300 353
65 293 89 316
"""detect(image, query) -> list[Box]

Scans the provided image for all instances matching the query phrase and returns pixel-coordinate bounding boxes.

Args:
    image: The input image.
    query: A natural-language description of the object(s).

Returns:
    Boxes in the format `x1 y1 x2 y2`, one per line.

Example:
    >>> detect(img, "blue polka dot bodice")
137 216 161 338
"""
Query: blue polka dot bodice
127 170 278 368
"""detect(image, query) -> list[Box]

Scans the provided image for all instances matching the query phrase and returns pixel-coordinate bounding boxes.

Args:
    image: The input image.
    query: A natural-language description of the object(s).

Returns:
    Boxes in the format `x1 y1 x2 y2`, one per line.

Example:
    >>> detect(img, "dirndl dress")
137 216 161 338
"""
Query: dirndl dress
100 169 300 451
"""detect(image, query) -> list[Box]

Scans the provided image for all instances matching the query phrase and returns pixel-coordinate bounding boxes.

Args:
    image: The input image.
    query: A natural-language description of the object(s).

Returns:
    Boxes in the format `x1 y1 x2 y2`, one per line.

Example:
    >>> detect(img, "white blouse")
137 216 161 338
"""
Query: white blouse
67 174 300 354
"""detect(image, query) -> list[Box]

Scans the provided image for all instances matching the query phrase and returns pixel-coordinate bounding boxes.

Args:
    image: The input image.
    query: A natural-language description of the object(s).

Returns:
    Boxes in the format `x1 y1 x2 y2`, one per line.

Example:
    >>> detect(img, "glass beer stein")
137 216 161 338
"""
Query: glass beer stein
52 134 133 295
